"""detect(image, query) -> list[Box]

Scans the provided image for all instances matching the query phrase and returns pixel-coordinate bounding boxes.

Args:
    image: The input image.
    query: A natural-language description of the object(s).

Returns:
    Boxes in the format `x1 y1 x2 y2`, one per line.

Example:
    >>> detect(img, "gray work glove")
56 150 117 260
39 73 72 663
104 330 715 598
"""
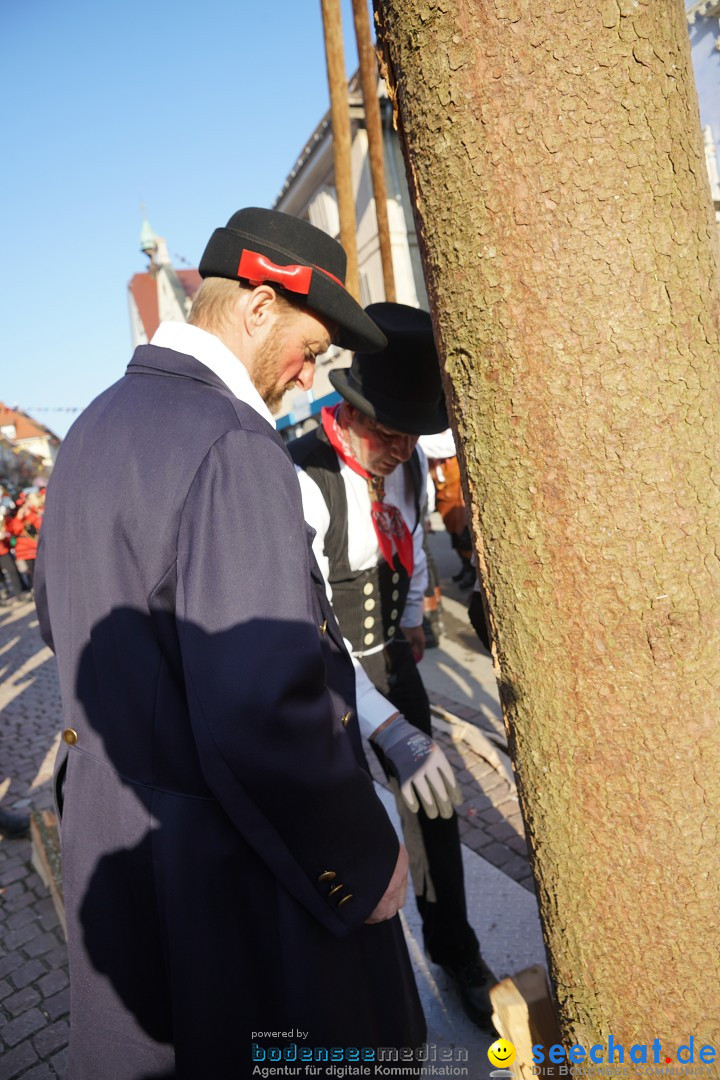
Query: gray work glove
372 715 462 819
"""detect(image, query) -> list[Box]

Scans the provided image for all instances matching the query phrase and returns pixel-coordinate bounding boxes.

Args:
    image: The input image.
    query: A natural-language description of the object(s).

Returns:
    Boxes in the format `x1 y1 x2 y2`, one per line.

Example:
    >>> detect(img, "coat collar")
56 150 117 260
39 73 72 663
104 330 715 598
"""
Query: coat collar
128 321 275 428
127 344 231 394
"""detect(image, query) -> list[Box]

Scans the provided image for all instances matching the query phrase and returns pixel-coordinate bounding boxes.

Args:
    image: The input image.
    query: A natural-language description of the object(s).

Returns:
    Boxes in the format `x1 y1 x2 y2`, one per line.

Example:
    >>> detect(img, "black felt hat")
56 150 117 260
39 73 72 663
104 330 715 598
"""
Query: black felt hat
198 207 386 353
329 303 448 435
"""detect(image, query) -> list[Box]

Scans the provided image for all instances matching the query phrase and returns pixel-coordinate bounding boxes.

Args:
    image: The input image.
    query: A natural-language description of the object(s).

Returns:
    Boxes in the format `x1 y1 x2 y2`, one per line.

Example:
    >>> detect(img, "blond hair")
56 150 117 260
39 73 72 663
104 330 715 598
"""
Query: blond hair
188 277 298 336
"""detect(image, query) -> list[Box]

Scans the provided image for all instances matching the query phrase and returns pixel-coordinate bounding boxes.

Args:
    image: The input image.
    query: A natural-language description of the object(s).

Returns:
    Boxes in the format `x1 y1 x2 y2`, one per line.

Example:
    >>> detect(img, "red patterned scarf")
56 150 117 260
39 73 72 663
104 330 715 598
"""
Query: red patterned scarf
321 405 414 576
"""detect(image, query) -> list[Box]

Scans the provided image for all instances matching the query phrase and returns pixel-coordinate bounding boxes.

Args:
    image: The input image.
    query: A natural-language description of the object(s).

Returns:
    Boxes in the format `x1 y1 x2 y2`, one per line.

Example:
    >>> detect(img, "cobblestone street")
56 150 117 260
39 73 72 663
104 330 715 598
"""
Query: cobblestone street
0 598 68 1079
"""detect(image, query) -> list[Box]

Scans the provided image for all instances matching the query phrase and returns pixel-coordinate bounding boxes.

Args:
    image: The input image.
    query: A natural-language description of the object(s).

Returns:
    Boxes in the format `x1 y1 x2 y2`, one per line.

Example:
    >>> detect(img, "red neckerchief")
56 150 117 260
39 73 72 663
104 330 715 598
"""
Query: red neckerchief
321 405 414 576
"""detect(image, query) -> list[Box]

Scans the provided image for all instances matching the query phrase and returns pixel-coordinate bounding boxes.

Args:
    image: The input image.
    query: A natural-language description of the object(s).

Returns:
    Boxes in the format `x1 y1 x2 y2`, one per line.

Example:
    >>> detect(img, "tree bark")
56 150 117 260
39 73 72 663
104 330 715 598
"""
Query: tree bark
375 0 720 1063
320 0 361 300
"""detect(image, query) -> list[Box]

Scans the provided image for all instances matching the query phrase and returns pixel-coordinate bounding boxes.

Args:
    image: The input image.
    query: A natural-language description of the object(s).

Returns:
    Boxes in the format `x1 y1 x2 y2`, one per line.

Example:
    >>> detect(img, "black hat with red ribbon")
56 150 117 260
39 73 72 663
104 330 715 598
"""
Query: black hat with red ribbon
198 207 386 353
329 303 448 435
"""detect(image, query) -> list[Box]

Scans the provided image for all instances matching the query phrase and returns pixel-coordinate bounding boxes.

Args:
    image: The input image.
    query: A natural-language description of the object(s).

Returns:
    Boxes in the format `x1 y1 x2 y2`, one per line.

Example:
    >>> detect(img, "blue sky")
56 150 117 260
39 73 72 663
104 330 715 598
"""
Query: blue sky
1 2 717 441
0 0 371 438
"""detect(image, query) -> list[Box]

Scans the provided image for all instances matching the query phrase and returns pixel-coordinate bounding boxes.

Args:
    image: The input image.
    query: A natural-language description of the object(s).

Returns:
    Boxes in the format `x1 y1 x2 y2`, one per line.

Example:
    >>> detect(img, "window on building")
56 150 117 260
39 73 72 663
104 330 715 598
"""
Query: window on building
308 187 340 238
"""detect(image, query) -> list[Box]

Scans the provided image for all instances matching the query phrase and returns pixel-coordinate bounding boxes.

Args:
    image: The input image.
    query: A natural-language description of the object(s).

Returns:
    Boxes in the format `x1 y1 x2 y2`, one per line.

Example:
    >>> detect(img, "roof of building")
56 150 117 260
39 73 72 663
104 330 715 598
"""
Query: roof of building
274 70 364 206
128 267 201 340
0 402 60 444
177 269 202 298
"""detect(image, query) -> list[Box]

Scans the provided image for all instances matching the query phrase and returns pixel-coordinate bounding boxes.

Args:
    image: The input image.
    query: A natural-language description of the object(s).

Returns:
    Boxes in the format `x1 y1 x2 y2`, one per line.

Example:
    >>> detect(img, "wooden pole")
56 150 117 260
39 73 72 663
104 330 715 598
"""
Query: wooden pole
320 0 361 301
350 0 396 302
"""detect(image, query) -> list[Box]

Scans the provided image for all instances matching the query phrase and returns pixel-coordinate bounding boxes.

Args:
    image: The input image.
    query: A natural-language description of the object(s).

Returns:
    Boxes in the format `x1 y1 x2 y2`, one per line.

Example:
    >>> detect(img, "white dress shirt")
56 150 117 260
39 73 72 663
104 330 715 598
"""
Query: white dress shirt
150 322 275 427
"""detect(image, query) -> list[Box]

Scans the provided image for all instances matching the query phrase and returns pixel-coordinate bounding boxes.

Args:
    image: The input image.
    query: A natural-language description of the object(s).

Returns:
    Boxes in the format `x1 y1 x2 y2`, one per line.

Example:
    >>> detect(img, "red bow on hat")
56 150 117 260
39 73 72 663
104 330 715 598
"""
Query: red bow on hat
237 249 344 296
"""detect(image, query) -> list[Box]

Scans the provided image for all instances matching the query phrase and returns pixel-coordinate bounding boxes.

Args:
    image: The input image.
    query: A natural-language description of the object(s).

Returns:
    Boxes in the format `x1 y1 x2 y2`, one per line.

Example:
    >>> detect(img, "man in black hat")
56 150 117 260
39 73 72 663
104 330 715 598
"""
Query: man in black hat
35 211 425 1078
290 302 494 1029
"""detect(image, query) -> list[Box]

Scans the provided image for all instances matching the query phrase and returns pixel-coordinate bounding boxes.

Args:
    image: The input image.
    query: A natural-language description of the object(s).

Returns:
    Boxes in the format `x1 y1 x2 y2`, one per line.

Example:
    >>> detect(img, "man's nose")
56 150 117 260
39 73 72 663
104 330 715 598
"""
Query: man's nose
391 434 417 461
296 360 315 391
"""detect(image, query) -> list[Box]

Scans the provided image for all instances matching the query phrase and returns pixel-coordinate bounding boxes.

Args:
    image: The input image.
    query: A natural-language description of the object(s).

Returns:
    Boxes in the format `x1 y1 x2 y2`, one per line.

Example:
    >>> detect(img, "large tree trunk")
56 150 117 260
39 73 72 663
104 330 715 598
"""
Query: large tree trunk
374 0 720 1063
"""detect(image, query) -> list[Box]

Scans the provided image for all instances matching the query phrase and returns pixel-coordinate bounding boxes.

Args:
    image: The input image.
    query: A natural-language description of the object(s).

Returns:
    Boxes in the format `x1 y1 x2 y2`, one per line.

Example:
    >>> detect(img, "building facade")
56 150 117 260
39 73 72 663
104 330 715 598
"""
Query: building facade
687 0 720 228
0 403 59 485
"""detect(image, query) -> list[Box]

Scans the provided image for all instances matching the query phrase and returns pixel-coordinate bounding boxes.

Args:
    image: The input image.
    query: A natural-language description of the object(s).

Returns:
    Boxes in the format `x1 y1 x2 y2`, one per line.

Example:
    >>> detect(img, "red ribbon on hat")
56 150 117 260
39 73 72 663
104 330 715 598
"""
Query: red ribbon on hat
237 249 345 295
238 250 311 294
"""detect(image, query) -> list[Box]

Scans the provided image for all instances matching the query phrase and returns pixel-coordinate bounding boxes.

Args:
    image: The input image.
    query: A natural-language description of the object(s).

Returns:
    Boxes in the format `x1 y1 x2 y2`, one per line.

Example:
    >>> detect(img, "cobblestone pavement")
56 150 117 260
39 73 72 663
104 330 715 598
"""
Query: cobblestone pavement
366 686 534 892
0 597 68 1080
0 581 533 1077
428 703 532 892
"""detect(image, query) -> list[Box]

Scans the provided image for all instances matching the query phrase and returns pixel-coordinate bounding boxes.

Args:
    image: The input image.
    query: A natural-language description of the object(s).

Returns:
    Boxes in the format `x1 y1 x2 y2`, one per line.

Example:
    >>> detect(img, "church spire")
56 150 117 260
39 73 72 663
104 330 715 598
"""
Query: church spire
139 205 158 258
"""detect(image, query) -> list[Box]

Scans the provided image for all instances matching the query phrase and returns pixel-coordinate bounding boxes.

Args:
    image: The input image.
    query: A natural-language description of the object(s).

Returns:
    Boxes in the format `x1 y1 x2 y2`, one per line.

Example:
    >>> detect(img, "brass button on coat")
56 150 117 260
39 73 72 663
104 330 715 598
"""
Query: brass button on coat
341 711 351 727
338 894 353 907
319 619 328 635
318 870 336 883
63 728 78 745
328 883 344 897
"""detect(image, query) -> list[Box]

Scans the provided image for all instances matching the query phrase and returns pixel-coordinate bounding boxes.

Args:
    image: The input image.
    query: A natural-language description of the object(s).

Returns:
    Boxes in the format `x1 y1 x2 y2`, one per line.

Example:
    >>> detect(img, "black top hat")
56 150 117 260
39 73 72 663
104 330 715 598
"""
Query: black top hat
329 303 448 435
198 207 386 353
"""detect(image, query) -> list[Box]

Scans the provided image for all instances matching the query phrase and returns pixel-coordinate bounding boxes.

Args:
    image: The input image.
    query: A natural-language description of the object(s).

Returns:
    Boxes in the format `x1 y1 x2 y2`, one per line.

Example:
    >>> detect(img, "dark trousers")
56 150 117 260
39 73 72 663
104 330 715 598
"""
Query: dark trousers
0 553 23 598
363 636 479 967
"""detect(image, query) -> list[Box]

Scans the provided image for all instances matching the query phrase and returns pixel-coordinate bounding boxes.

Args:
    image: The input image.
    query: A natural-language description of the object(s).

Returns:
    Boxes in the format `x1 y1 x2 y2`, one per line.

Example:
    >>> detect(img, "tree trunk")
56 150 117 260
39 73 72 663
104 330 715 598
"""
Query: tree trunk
375 0 720 1063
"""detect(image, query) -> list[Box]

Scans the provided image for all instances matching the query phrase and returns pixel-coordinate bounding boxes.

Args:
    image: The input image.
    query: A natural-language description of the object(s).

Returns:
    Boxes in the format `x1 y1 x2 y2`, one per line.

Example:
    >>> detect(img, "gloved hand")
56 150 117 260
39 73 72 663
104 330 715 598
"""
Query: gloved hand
371 715 461 819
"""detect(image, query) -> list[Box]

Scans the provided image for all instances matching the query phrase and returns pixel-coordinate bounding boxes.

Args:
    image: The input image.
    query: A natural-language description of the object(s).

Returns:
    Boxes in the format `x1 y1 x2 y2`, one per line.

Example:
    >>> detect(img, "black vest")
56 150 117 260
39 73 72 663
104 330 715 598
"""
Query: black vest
290 427 422 654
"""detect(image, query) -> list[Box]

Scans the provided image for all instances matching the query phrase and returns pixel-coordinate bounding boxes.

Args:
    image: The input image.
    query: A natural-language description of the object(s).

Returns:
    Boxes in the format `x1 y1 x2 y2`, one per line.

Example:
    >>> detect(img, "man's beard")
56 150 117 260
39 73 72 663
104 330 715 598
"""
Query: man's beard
252 334 292 414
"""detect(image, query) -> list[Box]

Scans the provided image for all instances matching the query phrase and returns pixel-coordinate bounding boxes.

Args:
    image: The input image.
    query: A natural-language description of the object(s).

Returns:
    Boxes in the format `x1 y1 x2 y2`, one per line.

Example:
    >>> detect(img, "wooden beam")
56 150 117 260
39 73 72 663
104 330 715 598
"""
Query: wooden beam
30 809 66 939
490 965 563 1079
320 0 361 301
351 0 396 301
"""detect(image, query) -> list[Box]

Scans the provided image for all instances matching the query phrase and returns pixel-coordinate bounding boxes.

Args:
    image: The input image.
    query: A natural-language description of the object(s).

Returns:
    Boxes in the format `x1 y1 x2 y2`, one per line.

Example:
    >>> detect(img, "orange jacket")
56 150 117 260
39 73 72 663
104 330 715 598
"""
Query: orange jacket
5 509 42 560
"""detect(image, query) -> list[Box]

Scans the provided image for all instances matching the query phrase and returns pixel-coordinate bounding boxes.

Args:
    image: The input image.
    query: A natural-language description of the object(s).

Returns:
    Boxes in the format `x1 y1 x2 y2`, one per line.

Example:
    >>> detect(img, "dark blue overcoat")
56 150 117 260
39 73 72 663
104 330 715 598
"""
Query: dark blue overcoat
35 345 425 1079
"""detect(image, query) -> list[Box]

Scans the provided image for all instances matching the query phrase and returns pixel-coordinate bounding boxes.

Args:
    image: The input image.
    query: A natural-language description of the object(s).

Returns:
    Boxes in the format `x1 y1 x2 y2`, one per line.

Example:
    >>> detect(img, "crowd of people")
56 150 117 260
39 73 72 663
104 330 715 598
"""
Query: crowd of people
28 207 494 1077
0 484 45 603
0 484 45 837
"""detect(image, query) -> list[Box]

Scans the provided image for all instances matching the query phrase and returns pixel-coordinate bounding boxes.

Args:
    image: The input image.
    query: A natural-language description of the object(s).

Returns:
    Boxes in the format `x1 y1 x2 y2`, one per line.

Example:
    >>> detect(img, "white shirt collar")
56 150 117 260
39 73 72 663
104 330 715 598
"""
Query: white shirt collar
150 321 275 428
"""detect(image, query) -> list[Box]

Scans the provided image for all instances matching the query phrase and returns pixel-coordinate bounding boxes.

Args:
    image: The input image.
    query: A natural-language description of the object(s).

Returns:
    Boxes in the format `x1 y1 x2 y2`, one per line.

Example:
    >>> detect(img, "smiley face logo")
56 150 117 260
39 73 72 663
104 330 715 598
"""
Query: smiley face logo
488 1039 516 1068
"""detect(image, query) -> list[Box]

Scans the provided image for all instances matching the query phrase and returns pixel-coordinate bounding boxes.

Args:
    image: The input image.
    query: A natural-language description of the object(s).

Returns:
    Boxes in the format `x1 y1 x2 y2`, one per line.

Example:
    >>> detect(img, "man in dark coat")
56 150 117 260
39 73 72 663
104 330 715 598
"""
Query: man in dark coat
35 209 425 1079
290 303 494 1029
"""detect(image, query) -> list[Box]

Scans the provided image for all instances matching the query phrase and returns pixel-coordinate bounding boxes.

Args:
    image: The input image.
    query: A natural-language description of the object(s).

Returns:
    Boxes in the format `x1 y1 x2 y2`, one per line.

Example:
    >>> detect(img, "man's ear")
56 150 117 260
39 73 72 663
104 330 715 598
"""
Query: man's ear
242 285 280 337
